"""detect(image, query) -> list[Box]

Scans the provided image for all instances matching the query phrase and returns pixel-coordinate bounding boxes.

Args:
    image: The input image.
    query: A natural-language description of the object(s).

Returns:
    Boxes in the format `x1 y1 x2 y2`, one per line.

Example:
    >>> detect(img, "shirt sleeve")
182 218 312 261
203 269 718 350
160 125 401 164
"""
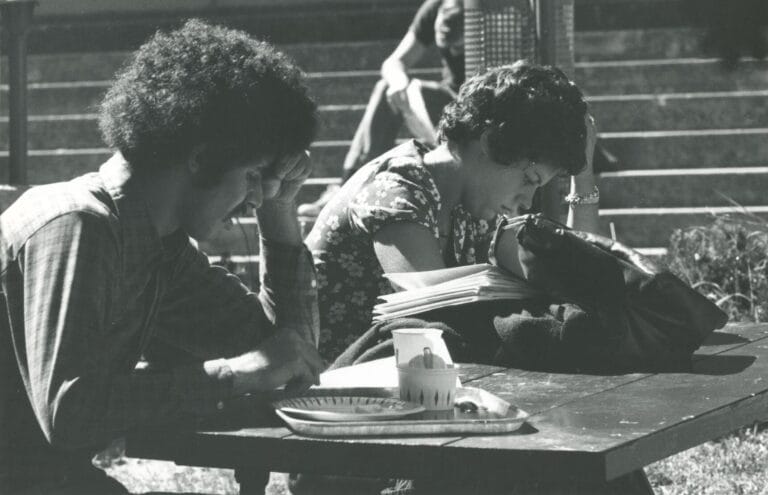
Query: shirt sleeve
149 233 319 360
348 157 441 239
19 213 234 450
257 237 320 346
410 0 441 46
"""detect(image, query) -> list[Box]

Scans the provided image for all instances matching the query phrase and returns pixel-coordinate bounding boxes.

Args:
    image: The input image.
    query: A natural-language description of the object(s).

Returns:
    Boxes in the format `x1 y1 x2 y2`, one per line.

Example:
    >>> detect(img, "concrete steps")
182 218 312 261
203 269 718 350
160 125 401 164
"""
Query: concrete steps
577 58 768 95
0 148 107 184
316 90 768 138
8 42 440 84
5 82 108 115
2 24 767 255
599 128 768 170
306 59 768 100
23 0 427 54
7 90 768 158
18 0 695 55
8 57 768 114
2 25 721 83
6 128 767 187
575 27 705 61
599 167 768 209
4 178 766 256
585 91 768 132
600 207 768 248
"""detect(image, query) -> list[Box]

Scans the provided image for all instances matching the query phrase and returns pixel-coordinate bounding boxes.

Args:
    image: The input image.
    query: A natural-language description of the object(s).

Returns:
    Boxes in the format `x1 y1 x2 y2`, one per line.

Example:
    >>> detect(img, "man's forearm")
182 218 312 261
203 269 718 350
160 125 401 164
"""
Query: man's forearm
257 234 319 346
37 363 233 449
256 201 302 246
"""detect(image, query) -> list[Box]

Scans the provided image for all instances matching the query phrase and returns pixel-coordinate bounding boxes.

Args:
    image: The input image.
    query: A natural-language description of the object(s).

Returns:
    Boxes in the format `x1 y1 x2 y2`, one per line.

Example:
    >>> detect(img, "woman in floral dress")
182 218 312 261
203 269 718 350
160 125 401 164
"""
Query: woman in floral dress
305 62 600 361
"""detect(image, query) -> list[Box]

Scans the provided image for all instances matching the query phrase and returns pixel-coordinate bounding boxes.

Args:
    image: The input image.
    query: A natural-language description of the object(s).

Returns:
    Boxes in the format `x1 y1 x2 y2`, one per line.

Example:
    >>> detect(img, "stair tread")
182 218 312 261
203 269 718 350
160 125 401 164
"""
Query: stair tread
3 14 766 254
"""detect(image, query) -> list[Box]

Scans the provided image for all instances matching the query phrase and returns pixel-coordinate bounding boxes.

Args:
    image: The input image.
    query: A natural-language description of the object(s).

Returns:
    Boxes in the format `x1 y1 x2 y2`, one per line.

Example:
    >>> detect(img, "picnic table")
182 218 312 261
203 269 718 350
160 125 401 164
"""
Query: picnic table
128 322 768 494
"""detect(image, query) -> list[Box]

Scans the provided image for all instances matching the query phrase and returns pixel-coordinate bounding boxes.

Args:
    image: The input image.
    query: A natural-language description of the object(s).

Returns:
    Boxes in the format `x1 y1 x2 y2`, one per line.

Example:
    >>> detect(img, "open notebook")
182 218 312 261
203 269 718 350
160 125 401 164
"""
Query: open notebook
372 264 543 321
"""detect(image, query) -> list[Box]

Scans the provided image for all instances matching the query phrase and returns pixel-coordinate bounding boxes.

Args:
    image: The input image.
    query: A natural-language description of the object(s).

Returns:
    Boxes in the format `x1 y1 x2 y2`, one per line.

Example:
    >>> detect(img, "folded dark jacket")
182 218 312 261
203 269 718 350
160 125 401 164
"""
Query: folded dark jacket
512 214 727 370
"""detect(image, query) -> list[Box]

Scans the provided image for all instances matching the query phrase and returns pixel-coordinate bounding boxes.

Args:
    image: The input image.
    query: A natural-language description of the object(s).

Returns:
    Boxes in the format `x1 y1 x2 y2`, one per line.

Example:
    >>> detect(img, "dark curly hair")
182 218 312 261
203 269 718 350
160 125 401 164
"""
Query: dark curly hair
99 19 317 181
438 61 587 175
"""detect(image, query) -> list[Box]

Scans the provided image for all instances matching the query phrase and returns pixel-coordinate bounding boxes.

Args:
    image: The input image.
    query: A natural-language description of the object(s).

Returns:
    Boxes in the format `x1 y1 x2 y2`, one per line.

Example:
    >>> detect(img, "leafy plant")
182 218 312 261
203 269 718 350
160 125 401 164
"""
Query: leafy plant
665 210 768 322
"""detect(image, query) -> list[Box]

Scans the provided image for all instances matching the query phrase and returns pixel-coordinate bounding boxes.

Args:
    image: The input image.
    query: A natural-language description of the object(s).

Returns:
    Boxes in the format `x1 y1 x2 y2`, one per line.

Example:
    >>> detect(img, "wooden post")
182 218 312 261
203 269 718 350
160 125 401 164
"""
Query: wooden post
1 0 36 185
537 0 575 222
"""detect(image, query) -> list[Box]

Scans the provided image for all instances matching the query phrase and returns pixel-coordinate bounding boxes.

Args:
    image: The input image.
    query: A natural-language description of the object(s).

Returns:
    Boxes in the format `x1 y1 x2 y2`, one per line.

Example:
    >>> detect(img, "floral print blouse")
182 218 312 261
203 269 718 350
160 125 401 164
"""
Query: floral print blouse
305 141 497 361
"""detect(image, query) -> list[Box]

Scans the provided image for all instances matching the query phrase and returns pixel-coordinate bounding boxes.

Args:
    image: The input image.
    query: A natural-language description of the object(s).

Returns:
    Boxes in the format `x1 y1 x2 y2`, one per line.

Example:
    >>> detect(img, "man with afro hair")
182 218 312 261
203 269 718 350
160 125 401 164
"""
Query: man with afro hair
0 20 323 494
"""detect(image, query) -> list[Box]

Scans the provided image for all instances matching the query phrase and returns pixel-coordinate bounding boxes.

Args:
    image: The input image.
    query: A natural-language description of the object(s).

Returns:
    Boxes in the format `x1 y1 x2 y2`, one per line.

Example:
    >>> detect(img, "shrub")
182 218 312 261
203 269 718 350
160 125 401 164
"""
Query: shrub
665 212 768 322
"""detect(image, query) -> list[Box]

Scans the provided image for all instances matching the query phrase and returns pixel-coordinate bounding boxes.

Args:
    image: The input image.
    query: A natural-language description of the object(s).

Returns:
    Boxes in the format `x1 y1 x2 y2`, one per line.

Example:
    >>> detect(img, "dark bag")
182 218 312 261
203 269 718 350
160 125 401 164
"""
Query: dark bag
335 214 728 373
507 214 728 369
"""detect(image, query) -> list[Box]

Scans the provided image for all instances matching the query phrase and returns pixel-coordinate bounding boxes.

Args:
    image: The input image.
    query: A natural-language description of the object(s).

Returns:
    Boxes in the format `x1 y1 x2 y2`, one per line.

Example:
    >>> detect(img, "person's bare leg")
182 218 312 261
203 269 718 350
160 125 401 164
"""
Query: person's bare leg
297 80 401 217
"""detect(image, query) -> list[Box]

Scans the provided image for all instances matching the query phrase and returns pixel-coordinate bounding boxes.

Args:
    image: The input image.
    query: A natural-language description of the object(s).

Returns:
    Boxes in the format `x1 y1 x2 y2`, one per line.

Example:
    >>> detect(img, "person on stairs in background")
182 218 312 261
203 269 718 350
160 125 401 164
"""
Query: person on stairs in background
691 0 767 70
298 0 619 217
0 20 324 495
298 0 465 217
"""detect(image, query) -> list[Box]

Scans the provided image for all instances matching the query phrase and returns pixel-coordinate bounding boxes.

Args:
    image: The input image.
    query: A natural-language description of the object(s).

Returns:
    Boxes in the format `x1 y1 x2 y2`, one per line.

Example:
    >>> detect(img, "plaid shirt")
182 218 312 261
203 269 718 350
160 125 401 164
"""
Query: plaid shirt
0 155 318 488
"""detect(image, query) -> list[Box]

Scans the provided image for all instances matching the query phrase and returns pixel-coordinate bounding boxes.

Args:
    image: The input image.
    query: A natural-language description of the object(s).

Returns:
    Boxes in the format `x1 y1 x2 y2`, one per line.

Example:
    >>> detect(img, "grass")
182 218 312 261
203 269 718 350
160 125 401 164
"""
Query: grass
664 212 768 323
96 439 288 494
105 458 239 494
100 214 768 494
101 429 768 494
646 426 768 495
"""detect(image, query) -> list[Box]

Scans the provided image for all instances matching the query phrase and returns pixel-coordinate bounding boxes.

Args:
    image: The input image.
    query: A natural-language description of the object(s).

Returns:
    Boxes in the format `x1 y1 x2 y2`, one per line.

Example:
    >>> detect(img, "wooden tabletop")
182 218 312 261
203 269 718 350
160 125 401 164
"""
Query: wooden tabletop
128 323 768 486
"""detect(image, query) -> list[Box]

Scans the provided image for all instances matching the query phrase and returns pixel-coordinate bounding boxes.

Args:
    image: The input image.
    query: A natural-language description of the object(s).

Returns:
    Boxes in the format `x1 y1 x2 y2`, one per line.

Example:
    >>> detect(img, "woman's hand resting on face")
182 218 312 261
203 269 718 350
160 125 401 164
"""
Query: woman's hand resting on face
567 113 600 233
577 113 597 181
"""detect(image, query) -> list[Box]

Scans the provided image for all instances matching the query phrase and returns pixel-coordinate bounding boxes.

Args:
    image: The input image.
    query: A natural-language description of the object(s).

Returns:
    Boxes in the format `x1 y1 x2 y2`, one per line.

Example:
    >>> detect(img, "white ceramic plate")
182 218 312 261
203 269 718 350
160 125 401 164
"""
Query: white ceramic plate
273 396 425 422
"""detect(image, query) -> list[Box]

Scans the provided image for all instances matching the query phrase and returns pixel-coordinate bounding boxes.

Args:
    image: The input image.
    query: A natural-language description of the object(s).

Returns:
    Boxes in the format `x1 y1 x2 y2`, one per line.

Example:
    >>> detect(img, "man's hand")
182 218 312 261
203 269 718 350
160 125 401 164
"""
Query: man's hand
255 151 311 244
226 330 325 394
255 152 311 244
261 151 313 206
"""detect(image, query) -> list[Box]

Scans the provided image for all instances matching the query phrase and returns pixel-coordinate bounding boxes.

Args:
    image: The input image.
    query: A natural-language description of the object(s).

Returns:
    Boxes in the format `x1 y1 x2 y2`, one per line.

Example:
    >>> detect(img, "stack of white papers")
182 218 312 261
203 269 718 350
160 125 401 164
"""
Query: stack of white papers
373 264 542 321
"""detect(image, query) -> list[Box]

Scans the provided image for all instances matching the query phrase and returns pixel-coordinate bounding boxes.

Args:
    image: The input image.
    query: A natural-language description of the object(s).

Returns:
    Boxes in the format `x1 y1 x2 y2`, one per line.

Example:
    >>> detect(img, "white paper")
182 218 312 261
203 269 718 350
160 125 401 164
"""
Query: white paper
384 264 491 291
375 264 542 320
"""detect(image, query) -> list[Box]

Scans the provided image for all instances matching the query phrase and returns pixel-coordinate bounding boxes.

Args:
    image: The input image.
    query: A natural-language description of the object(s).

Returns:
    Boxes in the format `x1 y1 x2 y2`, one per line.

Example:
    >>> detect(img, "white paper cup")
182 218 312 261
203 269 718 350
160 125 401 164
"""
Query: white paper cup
392 328 453 366
397 364 459 411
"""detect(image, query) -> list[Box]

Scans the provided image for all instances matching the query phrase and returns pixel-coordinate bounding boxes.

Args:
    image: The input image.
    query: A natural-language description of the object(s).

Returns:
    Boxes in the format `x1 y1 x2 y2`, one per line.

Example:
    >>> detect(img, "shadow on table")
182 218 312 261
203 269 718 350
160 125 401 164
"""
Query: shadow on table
692 354 756 375
700 331 750 346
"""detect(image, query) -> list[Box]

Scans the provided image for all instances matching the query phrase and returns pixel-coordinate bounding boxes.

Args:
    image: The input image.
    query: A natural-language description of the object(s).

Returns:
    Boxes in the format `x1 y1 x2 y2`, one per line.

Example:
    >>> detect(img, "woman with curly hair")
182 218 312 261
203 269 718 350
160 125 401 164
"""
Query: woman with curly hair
306 62 599 360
